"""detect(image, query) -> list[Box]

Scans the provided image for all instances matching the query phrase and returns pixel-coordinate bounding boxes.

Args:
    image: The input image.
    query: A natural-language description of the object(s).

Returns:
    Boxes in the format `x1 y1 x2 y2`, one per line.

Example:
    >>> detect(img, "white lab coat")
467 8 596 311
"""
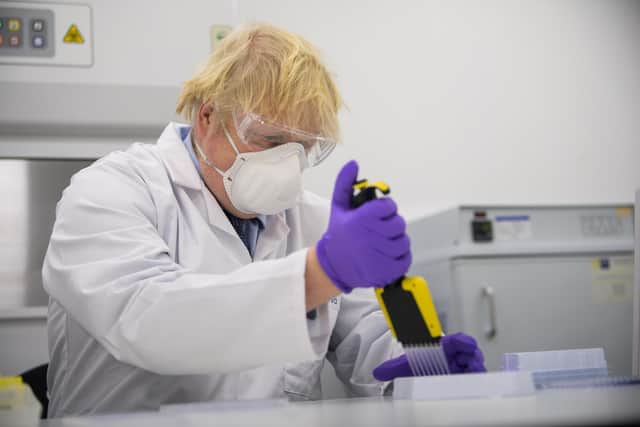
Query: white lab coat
43 122 402 417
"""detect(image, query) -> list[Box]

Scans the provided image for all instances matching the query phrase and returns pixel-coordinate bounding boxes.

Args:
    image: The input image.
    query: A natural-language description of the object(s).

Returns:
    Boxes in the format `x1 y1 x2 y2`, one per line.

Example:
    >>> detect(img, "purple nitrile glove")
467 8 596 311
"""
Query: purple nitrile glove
442 333 487 374
372 333 487 381
316 160 412 293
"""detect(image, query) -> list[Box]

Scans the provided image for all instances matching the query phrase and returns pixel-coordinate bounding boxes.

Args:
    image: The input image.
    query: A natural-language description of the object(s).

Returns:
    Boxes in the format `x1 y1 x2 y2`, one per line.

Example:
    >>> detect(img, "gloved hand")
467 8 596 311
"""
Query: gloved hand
372 333 487 381
316 160 411 293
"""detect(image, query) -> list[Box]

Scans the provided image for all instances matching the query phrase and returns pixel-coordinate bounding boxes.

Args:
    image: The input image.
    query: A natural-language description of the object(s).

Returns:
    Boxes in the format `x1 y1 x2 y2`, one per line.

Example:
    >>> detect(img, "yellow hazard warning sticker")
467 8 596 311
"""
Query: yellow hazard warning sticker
63 24 85 44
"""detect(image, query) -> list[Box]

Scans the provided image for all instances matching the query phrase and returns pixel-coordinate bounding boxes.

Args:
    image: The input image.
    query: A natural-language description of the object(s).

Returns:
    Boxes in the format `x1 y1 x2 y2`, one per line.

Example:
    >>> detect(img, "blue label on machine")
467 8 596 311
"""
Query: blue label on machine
495 215 530 222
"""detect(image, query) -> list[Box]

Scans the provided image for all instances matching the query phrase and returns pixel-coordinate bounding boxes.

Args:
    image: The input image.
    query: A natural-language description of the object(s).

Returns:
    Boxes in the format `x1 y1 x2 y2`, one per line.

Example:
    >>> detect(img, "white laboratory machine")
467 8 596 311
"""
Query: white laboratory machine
634 190 640 377
407 205 635 375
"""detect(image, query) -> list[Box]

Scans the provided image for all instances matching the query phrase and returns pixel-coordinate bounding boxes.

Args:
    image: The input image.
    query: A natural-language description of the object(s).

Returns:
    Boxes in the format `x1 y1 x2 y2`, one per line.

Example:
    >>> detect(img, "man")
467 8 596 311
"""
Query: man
43 23 484 417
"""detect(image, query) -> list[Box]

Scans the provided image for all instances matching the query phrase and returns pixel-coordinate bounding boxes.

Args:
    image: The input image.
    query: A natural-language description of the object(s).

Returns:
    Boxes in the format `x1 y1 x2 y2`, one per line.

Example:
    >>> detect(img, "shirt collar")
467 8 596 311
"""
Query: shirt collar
156 122 202 191
182 128 202 175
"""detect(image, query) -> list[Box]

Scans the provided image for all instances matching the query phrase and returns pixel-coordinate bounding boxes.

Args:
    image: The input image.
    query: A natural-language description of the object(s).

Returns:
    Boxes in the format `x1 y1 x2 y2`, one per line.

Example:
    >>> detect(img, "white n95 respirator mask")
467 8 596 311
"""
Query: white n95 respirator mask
193 124 308 215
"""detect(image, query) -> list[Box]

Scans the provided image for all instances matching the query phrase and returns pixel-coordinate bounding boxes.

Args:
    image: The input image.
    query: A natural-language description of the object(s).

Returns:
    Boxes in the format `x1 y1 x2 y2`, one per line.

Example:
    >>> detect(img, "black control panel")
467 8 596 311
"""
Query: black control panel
471 211 493 242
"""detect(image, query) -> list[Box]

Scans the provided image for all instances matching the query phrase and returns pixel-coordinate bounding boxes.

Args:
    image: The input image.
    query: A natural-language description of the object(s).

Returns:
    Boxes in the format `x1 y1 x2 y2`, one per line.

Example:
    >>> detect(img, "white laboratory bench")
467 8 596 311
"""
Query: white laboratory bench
40 385 640 427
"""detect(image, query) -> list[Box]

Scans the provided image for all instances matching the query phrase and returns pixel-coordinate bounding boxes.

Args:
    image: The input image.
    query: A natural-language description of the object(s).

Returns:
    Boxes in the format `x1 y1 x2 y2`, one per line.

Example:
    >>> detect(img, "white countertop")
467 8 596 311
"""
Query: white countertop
0 306 47 320
40 385 640 427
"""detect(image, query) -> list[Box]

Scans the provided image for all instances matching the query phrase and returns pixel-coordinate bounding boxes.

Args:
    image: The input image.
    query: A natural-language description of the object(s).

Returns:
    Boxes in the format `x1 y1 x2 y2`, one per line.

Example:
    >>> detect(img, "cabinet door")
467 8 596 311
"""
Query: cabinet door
452 255 633 375
0 315 48 375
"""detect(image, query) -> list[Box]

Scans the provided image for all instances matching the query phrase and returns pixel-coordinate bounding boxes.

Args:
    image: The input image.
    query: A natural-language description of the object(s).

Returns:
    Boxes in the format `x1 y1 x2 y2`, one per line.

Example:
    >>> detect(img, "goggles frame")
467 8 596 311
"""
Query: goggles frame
232 111 336 167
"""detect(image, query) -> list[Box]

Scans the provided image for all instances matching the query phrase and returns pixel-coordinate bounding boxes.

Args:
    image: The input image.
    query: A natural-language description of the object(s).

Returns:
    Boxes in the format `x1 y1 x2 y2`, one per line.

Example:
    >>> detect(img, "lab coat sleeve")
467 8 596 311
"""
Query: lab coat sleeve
42 159 322 375
326 288 405 396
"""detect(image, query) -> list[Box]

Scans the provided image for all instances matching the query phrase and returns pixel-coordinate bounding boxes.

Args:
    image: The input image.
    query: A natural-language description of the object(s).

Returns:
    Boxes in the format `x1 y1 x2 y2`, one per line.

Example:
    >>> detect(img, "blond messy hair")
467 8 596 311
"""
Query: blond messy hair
176 23 343 141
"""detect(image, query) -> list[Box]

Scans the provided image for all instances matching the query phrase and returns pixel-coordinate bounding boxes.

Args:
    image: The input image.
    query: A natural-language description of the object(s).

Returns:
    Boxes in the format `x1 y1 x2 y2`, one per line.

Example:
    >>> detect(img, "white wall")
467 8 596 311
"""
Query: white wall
238 0 640 219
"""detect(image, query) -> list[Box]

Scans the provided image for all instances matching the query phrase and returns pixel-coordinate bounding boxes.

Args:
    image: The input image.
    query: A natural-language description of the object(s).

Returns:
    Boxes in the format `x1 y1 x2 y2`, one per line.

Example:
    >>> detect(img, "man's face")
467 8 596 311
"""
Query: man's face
191 107 262 219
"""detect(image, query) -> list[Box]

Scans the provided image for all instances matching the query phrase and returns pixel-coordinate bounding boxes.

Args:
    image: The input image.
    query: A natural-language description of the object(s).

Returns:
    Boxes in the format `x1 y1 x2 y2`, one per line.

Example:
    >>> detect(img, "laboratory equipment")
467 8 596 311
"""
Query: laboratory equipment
375 276 450 376
350 179 450 376
0 376 41 427
0 1 234 160
502 347 607 371
502 348 609 388
634 189 640 377
0 2 90 66
374 333 485 381
393 371 535 400
535 375 640 389
407 205 635 375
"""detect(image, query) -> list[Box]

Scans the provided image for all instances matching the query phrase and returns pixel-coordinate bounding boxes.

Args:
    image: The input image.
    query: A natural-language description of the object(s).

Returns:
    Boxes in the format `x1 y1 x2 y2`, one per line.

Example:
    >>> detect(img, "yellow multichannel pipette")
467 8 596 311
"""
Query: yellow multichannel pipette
351 179 450 376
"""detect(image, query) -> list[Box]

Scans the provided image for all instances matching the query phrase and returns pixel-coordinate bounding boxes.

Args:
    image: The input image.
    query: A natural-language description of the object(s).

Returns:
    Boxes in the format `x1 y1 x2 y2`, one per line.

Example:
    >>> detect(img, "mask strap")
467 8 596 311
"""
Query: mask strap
192 121 244 177
221 122 242 156
192 137 225 176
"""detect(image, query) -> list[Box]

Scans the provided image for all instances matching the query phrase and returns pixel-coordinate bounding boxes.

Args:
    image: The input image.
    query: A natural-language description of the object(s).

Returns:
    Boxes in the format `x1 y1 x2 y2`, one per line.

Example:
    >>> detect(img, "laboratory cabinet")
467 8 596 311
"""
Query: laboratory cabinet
407 205 634 374
451 255 633 374
0 159 91 375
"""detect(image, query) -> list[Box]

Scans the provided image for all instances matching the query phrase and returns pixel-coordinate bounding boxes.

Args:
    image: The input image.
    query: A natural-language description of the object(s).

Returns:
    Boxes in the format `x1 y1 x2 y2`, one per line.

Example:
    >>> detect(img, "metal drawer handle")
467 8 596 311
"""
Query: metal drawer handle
482 286 497 340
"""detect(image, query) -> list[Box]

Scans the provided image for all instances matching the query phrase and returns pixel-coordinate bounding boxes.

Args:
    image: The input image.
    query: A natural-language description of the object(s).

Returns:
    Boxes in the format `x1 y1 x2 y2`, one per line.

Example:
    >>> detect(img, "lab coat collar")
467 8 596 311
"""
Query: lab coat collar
156 122 202 191
155 122 290 260
253 212 290 261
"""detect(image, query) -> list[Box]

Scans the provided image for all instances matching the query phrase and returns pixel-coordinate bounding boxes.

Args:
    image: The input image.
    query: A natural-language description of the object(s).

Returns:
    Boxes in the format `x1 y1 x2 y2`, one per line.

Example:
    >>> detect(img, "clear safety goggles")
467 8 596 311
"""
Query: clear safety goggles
232 111 336 167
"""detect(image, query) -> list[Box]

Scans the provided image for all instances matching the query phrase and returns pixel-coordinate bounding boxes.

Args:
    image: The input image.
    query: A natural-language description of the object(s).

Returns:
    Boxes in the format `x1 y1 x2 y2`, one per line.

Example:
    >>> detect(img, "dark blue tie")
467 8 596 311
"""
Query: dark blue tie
227 215 250 249
224 210 265 259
